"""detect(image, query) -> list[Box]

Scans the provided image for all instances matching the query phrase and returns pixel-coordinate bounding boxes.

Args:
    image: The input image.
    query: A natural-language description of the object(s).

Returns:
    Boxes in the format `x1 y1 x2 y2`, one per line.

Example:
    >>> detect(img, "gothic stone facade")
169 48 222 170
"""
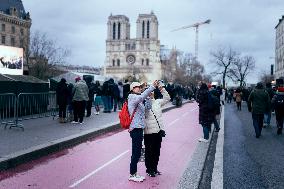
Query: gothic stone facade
105 13 162 82
0 0 31 74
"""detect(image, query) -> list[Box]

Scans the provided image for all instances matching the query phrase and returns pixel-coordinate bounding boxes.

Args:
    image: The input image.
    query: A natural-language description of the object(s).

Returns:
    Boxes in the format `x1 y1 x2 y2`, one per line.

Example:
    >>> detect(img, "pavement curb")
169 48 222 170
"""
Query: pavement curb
211 105 224 189
177 105 224 189
0 101 191 171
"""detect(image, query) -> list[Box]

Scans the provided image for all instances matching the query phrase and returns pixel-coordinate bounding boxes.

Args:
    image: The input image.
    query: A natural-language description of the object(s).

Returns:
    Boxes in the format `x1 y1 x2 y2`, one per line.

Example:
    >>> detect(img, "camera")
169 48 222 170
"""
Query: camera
158 80 164 86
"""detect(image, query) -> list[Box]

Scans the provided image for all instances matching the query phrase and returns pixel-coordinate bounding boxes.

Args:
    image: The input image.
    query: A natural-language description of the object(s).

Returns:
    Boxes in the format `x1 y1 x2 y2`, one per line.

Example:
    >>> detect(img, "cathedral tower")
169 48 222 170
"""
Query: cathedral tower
107 14 130 40
136 11 158 40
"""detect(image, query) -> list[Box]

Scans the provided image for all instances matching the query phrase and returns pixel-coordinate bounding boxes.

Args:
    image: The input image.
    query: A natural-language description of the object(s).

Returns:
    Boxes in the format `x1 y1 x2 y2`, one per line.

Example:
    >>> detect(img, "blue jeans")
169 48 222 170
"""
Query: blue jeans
264 112 271 125
202 125 210 140
102 96 112 112
252 113 264 137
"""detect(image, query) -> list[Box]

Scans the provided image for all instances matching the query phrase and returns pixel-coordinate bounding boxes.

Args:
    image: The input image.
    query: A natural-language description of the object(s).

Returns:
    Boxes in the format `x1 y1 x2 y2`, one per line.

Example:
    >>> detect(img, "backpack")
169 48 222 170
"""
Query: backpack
119 101 138 129
275 95 284 110
208 93 220 114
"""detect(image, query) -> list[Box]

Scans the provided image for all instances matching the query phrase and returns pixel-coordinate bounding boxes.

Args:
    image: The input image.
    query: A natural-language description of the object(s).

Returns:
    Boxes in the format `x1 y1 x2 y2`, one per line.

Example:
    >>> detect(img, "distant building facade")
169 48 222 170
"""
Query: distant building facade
275 15 284 79
105 12 162 81
0 0 31 75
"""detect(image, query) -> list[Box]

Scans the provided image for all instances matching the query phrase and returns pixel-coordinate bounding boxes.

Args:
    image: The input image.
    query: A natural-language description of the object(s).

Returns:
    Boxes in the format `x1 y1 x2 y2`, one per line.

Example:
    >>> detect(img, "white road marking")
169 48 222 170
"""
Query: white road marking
69 150 130 188
169 118 180 126
182 112 189 117
190 107 198 112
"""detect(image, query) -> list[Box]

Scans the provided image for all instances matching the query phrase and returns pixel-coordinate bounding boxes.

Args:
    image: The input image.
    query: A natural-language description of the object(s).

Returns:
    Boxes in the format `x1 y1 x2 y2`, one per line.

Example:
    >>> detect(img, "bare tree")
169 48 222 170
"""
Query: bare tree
210 47 238 87
28 31 71 80
174 51 206 86
228 55 255 87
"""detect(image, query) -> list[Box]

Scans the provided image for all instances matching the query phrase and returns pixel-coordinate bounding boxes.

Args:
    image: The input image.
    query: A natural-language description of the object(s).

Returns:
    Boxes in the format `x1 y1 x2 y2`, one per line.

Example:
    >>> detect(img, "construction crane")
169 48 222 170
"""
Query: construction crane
172 19 211 61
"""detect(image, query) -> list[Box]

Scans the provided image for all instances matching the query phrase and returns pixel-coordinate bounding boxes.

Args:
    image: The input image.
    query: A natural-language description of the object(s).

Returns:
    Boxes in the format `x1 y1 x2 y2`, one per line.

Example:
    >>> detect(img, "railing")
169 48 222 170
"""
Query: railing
0 93 17 129
0 92 58 131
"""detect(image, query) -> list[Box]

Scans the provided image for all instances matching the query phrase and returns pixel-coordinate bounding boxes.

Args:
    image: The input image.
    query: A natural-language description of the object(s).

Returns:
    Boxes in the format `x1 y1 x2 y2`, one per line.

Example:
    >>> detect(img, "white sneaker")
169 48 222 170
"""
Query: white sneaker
95 112 99 115
128 174 144 182
79 122 84 125
135 174 145 180
198 138 209 143
71 121 79 124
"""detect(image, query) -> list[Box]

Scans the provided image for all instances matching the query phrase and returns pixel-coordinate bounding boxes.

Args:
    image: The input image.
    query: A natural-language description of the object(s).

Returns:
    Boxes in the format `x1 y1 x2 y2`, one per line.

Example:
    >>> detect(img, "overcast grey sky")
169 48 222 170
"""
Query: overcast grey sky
24 0 283 83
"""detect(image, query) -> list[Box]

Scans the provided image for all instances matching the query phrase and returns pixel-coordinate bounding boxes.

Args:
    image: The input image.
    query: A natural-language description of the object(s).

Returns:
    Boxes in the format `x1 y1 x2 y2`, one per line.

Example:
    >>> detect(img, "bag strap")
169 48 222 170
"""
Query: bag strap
130 102 139 122
150 109 161 129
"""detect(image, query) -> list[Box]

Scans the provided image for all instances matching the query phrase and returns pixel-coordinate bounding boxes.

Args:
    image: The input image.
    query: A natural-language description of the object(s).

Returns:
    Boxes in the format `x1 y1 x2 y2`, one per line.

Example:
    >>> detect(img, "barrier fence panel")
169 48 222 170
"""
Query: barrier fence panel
17 92 58 121
0 92 58 131
0 93 18 129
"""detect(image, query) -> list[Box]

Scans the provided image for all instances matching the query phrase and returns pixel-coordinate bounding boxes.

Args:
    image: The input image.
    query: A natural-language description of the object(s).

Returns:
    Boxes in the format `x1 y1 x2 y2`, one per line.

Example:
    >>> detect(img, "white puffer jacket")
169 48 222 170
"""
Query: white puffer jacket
144 89 171 134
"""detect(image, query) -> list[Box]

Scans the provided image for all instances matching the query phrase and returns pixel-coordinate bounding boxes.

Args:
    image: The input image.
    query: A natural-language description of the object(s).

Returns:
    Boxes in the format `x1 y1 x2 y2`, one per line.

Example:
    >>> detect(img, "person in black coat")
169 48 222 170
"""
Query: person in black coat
123 79 130 102
197 83 215 142
85 78 96 117
56 78 69 123
102 79 112 113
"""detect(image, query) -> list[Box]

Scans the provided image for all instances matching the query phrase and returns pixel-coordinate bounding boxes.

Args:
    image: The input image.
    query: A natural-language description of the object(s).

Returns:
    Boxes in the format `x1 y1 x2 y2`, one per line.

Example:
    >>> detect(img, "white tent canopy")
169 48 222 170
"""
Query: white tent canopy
51 72 109 84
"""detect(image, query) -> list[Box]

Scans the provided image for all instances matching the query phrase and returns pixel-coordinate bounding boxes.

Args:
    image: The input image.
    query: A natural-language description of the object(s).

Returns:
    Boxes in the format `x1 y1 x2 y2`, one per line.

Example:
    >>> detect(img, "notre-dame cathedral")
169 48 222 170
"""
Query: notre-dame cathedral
104 12 163 82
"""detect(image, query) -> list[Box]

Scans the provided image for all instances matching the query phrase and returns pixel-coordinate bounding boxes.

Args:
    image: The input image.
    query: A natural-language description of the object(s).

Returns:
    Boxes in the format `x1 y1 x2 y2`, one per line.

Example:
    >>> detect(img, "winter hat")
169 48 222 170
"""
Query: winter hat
130 82 142 91
278 87 284 92
75 76 81 82
60 78 66 83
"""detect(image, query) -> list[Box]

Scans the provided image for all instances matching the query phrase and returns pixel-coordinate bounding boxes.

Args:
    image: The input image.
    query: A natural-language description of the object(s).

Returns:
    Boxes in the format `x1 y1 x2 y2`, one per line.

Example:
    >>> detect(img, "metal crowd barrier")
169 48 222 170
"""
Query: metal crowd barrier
0 92 58 131
0 93 18 129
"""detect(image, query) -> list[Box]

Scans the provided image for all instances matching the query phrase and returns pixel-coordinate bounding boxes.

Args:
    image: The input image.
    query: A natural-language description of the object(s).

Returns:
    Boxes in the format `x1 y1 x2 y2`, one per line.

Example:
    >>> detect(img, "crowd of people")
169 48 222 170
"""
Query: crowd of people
196 81 284 142
55 77 195 124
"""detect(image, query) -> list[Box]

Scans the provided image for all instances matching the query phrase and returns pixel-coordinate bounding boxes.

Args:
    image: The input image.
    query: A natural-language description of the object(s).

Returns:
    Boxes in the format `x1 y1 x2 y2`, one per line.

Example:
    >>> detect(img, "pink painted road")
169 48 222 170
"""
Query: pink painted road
0 102 201 189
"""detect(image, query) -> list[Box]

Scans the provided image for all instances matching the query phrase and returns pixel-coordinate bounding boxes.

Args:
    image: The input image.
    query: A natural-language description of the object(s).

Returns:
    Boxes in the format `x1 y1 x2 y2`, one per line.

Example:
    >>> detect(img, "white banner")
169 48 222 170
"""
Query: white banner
0 45 23 75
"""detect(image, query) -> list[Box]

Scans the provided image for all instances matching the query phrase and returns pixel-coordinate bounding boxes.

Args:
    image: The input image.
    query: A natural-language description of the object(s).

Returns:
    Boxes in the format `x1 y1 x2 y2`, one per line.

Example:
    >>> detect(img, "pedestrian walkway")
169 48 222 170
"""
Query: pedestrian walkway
223 102 284 189
0 101 187 170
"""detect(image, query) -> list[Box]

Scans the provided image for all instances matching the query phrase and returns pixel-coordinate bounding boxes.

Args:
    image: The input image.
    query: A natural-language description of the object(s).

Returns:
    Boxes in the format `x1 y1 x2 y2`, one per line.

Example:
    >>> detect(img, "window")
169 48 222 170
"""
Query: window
1 36 5 44
20 28 24 36
131 43 136 50
20 39 23 47
11 37 15 46
118 23 121 40
142 59 144 66
142 21 145 38
11 26 15 34
112 59 115 66
1 24 5 32
147 21 150 38
146 59 149 66
117 59 120 67
113 23 116 40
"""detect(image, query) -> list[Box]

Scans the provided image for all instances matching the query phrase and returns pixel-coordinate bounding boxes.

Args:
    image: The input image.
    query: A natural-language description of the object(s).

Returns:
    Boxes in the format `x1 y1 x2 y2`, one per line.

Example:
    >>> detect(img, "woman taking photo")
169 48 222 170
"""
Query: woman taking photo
144 84 171 177
128 80 158 182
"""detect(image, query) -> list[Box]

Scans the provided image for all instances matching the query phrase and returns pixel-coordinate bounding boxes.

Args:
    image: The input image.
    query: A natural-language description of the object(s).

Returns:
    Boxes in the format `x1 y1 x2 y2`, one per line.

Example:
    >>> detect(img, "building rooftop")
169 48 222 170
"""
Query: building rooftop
0 0 29 19
275 15 284 29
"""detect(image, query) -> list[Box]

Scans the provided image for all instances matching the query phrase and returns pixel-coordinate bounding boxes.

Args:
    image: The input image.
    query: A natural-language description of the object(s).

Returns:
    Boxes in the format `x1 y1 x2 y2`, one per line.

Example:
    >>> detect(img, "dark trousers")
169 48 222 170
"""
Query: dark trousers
113 97 118 112
144 133 162 173
276 113 284 129
237 102 242 110
102 96 112 112
86 100 92 117
202 124 210 139
213 116 220 130
73 101 86 123
58 104 67 118
252 113 264 137
130 128 143 175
